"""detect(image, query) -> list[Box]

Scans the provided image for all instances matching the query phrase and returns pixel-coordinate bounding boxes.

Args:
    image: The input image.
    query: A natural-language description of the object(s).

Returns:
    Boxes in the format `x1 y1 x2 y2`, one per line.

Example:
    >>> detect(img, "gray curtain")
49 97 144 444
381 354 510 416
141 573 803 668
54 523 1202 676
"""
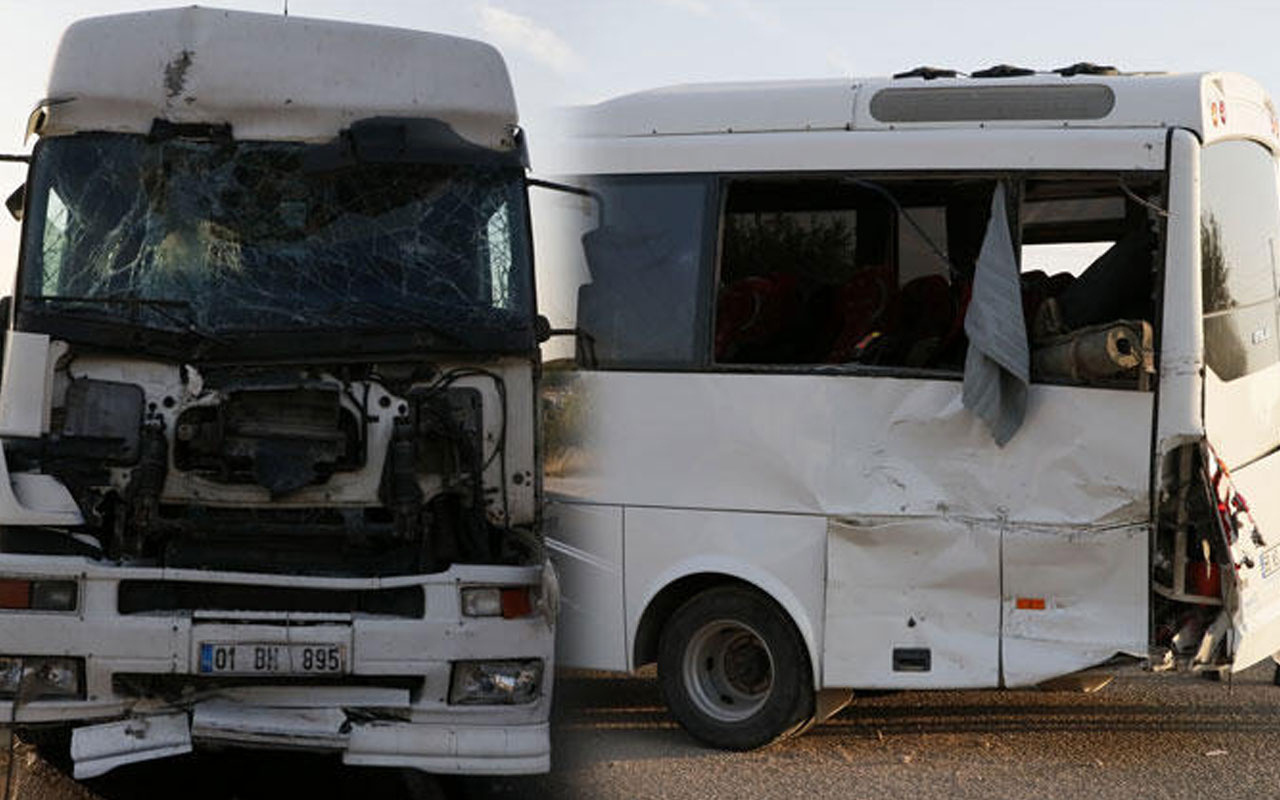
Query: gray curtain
963 183 1029 446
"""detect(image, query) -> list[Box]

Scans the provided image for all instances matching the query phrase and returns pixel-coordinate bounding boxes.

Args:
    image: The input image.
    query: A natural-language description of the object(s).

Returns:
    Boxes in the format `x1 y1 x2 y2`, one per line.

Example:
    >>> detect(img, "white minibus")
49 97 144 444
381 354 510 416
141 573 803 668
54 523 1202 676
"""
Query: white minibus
540 67 1280 749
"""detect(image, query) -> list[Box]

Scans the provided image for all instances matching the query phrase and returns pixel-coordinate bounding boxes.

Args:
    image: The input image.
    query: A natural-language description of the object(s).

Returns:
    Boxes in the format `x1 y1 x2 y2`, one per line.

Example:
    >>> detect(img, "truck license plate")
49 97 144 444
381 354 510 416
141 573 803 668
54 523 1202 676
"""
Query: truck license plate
198 643 347 675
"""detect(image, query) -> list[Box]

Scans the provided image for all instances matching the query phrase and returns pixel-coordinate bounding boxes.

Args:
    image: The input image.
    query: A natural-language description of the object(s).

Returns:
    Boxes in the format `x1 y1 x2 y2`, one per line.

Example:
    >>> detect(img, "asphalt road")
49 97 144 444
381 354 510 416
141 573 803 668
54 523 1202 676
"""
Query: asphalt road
13 663 1280 799
546 663 1280 800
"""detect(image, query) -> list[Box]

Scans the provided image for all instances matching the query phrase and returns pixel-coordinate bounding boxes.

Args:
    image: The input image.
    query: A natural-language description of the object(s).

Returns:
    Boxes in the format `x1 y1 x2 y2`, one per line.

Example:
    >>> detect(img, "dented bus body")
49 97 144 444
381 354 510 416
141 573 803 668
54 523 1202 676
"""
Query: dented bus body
0 9 553 777
541 69 1280 749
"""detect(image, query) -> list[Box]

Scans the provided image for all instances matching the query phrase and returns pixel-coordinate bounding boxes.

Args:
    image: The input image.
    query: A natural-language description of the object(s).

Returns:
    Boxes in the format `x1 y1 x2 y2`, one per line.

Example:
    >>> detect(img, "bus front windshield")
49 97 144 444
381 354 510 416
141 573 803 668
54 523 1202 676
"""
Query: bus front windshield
20 132 534 355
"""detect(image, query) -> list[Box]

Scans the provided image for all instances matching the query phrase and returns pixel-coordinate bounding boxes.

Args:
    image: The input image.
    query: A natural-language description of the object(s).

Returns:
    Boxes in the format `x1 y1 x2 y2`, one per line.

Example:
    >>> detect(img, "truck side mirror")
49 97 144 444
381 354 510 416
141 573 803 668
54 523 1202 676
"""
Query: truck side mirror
535 314 552 343
5 185 23 222
0 296 10 376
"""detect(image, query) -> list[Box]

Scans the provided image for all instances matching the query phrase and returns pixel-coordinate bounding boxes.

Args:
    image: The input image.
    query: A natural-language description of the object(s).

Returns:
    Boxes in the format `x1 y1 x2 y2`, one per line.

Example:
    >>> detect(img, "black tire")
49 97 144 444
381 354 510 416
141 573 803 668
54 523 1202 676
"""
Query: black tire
657 585 813 750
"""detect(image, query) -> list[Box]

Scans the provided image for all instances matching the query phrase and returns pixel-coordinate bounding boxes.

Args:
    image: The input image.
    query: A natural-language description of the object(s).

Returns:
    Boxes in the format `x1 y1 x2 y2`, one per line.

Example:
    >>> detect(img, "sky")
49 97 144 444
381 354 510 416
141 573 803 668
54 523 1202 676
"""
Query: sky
2 0 1280 289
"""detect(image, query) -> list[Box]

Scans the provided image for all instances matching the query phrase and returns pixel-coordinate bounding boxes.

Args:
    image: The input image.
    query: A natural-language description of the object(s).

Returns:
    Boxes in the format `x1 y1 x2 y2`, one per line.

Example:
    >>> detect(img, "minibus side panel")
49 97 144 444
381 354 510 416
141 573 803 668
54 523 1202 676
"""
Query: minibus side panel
549 371 1152 688
623 507 828 680
1001 523 1147 686
563 372 1152 526
824 516 1000 689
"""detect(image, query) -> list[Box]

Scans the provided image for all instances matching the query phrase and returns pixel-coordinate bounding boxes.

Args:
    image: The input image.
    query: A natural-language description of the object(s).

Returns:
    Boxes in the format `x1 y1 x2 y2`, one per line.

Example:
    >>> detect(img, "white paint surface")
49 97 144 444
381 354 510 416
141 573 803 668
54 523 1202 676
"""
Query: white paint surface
544 500 627 671
43 7 519 148
824 516 1001 689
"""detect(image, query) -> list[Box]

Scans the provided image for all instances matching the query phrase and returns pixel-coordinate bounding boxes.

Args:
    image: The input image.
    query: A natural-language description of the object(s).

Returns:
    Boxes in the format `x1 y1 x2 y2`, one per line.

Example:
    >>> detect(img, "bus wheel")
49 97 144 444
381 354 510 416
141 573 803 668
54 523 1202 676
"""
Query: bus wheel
658 586 813 750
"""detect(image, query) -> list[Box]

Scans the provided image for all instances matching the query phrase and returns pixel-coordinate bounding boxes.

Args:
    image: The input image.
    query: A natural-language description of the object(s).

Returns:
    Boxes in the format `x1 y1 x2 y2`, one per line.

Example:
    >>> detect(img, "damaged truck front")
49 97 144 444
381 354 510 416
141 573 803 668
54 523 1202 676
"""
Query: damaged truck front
0 8 553 778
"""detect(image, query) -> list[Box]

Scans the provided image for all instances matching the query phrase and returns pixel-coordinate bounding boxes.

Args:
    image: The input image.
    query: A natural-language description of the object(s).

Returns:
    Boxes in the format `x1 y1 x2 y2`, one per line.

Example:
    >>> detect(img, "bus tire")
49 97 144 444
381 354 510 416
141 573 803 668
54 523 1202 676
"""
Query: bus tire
657 585 813 750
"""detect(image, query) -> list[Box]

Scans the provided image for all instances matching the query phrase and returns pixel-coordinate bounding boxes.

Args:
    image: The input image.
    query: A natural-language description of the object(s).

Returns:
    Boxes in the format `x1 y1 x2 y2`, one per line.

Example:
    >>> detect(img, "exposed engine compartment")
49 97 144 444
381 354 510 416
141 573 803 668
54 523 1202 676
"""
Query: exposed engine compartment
173 383 364 495
6 351 538 576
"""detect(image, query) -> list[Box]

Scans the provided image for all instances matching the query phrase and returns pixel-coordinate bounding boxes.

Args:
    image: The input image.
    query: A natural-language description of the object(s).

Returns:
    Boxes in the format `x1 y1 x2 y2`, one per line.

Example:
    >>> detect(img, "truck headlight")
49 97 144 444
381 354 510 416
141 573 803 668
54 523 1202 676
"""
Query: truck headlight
0 657 83 700
448 659 542 705
0 579 78 611
460 587 534 619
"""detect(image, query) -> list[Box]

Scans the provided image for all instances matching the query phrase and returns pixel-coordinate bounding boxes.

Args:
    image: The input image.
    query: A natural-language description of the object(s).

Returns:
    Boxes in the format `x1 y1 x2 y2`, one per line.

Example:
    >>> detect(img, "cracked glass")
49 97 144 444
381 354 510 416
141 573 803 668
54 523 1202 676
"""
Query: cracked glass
20 133 533 352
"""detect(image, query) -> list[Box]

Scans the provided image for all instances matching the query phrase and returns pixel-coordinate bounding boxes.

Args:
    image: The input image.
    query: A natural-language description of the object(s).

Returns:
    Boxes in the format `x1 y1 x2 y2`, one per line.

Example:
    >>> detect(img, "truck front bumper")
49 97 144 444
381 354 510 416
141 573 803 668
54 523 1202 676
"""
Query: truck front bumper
0 555 555 777
70 704 550 779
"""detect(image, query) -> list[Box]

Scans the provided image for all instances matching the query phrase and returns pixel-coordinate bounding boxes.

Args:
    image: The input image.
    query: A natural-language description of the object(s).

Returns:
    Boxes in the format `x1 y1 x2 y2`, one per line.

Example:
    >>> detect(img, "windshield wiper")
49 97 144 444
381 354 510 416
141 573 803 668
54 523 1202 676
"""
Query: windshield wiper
24 294 228 345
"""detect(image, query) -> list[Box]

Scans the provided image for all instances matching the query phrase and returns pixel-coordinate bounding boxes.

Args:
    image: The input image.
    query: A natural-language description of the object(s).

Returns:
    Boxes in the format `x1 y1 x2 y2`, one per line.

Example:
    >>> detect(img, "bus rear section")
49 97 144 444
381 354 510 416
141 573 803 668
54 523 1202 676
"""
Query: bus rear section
539 70 1280 749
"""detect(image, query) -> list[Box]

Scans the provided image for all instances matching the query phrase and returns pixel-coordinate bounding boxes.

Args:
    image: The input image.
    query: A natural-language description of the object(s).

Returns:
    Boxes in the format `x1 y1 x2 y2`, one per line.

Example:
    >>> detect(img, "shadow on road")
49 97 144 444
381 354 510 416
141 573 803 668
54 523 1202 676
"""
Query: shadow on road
549 665 1280 765
18 668 1279 798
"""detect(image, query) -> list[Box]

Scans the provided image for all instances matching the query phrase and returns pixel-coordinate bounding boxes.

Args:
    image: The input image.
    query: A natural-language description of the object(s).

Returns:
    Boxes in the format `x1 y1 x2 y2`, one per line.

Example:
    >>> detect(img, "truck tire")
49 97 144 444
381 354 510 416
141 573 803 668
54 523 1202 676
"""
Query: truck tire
657 585 813 750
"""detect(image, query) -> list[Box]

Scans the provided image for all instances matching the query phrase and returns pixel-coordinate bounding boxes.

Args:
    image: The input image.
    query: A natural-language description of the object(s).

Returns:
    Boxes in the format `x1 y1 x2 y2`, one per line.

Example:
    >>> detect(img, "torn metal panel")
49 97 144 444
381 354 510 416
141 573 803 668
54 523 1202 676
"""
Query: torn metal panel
823 516 1000 689
71 713 192 779
191 700 348 747
554 371 1152 526
214 686 410 708
1001 522 1147 686
1207 449 1280 669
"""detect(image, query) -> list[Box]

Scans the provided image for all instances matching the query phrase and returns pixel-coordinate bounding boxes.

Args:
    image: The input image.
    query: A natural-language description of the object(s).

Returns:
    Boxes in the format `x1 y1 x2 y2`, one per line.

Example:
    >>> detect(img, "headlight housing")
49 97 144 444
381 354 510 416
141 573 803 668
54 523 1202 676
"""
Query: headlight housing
448 659 542 705
0 579 78 611
460 587 534 619
0 657 84 700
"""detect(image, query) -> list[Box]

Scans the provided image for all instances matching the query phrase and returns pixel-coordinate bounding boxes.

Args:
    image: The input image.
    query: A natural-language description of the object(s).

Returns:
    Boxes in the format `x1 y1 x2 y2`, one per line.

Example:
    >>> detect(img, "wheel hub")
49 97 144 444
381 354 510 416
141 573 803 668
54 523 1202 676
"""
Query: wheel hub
682 619 775 723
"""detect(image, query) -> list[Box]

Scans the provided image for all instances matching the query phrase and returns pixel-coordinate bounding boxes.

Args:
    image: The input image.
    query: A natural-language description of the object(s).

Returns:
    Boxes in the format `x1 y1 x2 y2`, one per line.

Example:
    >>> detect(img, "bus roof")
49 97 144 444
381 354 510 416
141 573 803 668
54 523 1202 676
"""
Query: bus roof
36 6 519 149
574 71 1278 149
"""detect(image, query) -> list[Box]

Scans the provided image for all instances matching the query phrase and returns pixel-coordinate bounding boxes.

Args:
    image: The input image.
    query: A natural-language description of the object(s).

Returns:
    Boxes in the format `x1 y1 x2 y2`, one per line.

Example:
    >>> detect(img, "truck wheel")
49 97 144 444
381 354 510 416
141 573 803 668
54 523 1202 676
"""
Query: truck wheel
658 586 813 750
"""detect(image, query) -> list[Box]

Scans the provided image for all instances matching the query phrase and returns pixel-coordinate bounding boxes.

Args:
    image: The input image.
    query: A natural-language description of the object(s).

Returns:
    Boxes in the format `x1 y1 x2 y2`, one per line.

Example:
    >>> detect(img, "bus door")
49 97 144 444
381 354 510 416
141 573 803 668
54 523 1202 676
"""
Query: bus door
1197 138 1280 670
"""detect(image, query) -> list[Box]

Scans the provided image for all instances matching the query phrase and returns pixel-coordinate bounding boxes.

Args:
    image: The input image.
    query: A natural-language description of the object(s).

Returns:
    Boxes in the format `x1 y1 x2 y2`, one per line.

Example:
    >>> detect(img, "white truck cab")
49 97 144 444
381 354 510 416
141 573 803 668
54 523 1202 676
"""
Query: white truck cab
0 7 554 778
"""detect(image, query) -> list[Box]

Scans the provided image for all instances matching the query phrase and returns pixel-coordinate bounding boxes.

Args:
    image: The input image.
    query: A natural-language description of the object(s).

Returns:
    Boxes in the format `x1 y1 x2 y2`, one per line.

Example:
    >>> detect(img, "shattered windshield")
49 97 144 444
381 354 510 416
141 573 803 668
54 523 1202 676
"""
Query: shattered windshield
19 133 533 354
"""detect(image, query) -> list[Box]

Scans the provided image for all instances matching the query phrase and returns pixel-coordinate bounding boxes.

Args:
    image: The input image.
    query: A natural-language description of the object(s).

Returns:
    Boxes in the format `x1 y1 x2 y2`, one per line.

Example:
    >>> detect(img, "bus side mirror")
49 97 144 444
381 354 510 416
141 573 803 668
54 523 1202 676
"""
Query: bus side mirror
5 185 23 221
